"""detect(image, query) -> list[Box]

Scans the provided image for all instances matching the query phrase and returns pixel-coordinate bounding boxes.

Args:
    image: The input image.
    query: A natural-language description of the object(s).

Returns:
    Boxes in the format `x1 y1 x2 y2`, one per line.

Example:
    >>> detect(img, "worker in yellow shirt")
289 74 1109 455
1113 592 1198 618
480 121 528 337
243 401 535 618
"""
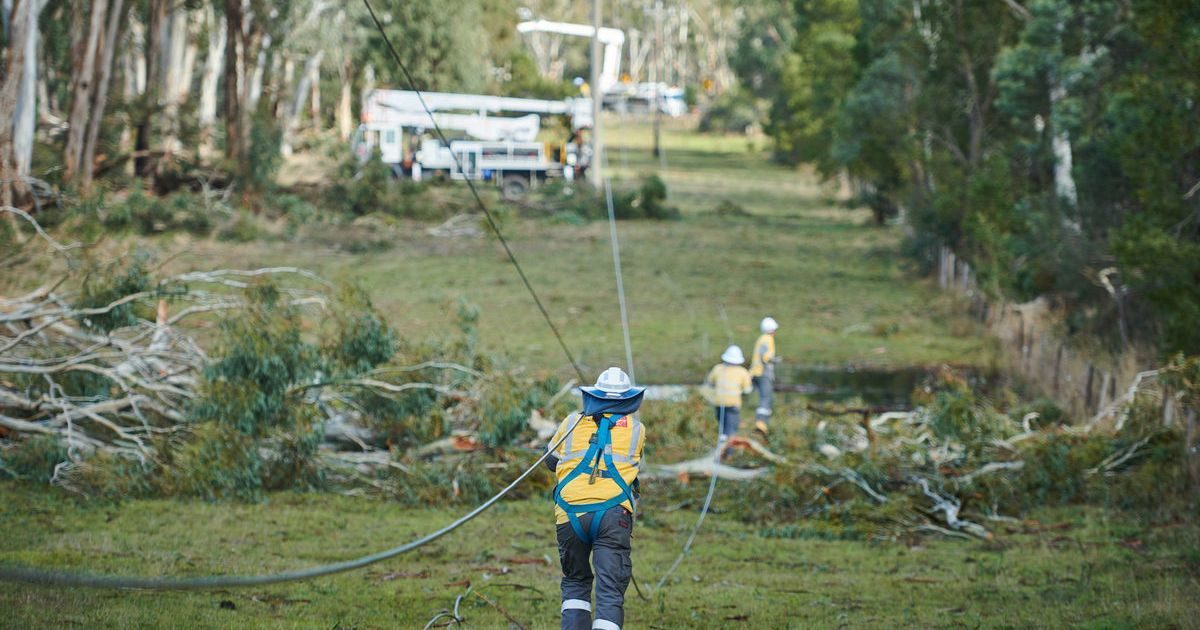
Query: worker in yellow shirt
545 367 645 630
705 345 753 442
749 317 779 436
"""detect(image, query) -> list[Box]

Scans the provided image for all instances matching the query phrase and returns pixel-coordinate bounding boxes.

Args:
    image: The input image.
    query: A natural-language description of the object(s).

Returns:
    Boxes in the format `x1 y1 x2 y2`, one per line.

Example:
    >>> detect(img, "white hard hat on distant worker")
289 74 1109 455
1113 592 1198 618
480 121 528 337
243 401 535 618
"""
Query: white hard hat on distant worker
721 345 746 365
761 317 779 333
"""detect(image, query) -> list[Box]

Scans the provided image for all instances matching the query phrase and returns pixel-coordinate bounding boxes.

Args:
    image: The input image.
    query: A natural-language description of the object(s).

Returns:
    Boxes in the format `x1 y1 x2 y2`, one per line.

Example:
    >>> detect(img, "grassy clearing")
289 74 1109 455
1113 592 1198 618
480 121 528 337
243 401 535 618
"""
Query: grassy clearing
116 118 991 383
2 482 1196 628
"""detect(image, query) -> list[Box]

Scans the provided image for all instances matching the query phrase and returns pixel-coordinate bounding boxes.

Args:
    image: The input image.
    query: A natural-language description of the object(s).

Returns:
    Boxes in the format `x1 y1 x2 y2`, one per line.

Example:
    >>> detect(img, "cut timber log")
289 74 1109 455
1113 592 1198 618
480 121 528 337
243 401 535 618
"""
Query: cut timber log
643 448 769 481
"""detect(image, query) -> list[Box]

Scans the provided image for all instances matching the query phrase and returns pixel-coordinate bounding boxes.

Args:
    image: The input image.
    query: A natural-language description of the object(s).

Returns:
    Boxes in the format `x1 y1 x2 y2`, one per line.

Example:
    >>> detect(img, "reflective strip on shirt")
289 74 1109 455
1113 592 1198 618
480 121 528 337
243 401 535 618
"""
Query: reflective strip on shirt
628 421 642 459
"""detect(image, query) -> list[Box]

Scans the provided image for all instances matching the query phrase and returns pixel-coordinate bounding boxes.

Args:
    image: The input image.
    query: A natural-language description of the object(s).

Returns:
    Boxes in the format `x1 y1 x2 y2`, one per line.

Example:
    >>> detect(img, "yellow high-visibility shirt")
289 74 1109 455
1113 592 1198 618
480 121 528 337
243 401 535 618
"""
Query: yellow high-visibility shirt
548 412 645 525
749 333 776 377
706 363 752 407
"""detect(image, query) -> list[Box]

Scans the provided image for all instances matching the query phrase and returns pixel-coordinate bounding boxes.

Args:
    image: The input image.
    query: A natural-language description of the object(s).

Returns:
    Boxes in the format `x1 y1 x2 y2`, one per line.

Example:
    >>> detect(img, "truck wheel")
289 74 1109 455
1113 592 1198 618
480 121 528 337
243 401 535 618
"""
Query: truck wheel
501 174 530 200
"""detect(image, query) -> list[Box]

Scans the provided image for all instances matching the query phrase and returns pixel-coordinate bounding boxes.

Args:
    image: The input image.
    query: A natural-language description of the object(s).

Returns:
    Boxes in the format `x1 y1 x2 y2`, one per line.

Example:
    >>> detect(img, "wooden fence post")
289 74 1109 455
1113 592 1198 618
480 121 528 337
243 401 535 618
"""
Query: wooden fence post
1185 408 1199 493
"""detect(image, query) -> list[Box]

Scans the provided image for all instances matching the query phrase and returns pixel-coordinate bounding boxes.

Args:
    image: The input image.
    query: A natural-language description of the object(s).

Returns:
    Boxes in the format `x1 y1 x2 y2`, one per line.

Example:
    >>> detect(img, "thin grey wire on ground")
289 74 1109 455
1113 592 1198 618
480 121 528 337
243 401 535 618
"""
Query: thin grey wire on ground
651 415 724 592
0 414 585 589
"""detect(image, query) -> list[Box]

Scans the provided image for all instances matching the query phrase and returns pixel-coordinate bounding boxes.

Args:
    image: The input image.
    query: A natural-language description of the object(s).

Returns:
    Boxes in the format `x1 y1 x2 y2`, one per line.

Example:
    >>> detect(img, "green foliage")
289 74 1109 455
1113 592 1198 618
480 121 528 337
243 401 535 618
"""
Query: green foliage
501 50 574 100
612 175 680 220
76 255 153 333
242 109 283 197
0 436 68 483
477 376 558 449
155 424 264 501
357 0 485 93
756 0 1200 353
191 283 317 437
102 184 219 237
216 213 260 242
698 89 764 134
322 286 397 377
326 152 442 219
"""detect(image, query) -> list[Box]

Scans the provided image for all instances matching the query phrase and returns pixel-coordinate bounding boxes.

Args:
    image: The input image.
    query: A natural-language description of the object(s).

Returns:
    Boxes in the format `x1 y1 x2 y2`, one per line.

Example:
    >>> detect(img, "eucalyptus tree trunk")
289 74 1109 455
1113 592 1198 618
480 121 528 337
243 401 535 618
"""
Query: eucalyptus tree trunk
12 0 45 181
160 5 193 156
134 0 165 177
281 51 322 156
1 0 34 207
198 4 225 157
80 0 128 190
308 54 320 131
63 0 109 184
336 55 353 140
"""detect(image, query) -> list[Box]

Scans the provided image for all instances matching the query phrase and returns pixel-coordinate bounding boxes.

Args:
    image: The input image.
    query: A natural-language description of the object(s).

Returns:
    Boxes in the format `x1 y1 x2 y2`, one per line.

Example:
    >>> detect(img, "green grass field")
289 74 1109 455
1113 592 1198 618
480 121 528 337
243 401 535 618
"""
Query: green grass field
9 121 1146 629
2 483 1197 628
153 118 991 383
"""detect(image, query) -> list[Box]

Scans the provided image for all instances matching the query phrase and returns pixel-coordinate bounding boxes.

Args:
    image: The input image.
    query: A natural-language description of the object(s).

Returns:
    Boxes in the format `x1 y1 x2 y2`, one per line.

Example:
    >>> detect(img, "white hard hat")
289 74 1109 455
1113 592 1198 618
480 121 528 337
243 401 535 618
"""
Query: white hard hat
761 317 779 333
721 345 745 365
581 367 643 399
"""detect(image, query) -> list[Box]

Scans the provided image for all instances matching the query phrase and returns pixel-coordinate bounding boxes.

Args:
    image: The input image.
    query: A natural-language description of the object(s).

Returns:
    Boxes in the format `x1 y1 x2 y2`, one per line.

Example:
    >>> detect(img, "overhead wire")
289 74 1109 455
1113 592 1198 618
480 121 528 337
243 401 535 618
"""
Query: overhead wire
0 0 599 589
360 0 585 384
1 3 730 600
601 146 635 383
602 137 721 601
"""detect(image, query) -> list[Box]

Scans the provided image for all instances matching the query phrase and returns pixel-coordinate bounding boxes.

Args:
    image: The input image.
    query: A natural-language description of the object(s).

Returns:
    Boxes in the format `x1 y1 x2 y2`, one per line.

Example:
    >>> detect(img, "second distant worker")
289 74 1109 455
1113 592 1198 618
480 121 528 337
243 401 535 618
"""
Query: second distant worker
750 317 779 436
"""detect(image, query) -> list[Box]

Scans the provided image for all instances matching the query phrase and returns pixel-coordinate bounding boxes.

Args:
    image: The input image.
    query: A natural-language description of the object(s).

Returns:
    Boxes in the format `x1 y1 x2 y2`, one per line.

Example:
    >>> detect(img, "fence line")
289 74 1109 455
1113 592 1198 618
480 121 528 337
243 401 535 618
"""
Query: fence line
932 245 1180 428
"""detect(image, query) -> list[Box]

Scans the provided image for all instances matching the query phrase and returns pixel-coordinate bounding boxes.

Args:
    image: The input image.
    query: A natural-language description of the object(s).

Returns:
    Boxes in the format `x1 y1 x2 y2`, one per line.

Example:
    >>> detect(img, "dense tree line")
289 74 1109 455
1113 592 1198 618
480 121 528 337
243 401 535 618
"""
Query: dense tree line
741 0 1199 356
0 0 744 212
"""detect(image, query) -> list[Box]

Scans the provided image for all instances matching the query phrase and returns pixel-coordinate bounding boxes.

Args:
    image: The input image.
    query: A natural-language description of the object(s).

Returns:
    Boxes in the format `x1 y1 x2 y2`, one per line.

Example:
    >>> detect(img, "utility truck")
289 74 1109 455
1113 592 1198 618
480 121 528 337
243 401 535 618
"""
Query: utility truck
353 89 593 199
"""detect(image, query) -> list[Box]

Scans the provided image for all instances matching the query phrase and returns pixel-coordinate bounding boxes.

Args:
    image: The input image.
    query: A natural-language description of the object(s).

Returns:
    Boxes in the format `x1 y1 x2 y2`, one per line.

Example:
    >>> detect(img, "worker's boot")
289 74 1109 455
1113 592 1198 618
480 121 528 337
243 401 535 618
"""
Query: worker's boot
754 419 769 438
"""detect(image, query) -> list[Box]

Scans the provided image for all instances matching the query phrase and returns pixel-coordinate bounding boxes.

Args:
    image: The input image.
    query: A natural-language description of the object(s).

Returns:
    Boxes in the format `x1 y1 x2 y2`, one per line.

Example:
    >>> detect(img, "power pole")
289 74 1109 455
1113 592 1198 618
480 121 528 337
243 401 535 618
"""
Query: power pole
589 0 603 188
652 0 663 160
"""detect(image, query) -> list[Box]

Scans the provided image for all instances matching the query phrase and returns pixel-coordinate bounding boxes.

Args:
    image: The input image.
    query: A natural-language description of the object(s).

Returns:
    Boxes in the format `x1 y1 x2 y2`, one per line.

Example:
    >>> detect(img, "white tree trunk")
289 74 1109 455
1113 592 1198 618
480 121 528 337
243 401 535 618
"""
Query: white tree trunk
62 0 109 183
308 54 320 131
179 13 198 100
336 68 352 140
1048 79 1077 206
12 0 45 177
197 6 225 157
281 50 322 156
159 7 189 154
248 33 270 107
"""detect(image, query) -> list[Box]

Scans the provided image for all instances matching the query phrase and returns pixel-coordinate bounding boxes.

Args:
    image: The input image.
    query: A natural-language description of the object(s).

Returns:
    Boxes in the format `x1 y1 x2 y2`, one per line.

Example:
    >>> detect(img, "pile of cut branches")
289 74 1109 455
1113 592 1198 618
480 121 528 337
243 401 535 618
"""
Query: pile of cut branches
0 209 552 499
723 366 1196 541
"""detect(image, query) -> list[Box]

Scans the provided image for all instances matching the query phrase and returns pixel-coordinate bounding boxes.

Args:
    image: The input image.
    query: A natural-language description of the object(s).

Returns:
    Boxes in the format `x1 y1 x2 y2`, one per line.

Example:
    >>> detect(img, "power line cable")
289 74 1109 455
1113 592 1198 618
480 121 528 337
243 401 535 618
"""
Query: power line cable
602 141 718 601
0 414 585 589
601 147 635 383
360 0 585 383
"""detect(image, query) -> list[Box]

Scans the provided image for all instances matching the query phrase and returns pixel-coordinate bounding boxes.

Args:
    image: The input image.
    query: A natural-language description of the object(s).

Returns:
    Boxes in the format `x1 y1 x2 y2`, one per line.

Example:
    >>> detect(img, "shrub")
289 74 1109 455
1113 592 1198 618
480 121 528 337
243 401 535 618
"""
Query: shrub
156 424 264 501
0 435 68 483
191 283 317 437
322 286 397 377
217 212 260 242
76 256 153 333
698 89 764 134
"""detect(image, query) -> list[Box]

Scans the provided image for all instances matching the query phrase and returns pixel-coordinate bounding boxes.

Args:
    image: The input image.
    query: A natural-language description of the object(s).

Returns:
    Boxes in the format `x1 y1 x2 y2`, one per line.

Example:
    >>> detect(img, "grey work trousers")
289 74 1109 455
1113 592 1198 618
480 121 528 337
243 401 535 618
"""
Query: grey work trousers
556 505 634 630
714 405 740 437
753 373 775 423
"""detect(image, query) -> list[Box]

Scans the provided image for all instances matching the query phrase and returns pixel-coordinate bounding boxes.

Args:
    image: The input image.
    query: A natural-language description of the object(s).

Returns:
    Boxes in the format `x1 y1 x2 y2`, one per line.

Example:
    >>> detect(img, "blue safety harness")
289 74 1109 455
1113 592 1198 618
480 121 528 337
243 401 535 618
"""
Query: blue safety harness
553 413 637 545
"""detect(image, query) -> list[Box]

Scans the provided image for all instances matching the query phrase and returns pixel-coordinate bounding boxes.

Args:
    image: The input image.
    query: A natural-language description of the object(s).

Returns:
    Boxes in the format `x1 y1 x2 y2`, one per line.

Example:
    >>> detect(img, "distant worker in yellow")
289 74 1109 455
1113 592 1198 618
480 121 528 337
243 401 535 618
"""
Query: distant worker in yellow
546 367 645 630
750 317 779 436
706 345 753 444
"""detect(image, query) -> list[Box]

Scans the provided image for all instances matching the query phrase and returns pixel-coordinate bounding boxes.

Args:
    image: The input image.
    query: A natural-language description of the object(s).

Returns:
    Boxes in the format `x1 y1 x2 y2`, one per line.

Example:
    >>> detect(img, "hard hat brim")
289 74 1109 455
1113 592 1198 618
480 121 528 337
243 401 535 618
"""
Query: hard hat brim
580 385 646 400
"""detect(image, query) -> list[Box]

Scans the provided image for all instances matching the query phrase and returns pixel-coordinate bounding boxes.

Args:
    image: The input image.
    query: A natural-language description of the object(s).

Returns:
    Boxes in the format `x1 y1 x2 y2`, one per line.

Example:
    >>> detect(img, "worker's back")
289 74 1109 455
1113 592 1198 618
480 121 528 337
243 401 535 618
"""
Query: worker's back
707 363 752 406
549 412 645 523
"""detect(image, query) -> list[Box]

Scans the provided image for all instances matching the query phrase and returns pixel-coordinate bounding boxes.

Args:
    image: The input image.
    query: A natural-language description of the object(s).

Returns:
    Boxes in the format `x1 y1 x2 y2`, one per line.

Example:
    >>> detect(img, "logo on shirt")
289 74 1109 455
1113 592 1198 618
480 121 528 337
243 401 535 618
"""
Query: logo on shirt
614 416 629 428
